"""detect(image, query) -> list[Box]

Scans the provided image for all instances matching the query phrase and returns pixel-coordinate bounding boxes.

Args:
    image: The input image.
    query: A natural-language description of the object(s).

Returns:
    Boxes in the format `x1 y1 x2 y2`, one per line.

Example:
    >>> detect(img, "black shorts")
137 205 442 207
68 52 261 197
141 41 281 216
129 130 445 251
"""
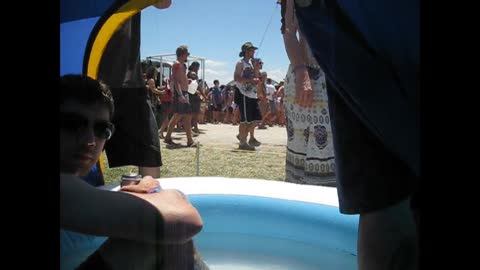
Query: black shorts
327 84 416 214
160 101 173 118
153 102 162 129
173 91 192 114
234 87 261 123
104 87 162 168
295 1 419 215
189 93 201 113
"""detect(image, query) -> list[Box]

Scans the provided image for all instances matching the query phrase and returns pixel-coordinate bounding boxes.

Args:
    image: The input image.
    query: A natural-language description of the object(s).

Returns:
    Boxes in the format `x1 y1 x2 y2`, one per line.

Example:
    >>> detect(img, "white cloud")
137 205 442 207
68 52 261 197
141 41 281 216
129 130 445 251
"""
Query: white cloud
266 68 287 83
204 59 226 67
204 68 227 76
203 68 232 87
201 59 232 86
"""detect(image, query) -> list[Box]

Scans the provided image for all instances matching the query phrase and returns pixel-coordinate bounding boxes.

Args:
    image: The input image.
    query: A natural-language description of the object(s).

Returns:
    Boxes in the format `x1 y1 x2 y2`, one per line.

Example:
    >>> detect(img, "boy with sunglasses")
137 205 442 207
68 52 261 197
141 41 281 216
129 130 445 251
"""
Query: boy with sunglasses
60 74 209 269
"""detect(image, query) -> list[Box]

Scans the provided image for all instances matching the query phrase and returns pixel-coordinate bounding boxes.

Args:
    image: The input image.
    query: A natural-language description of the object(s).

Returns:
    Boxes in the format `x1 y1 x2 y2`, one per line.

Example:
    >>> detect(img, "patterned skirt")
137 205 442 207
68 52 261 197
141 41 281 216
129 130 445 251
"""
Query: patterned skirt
284 64 336 186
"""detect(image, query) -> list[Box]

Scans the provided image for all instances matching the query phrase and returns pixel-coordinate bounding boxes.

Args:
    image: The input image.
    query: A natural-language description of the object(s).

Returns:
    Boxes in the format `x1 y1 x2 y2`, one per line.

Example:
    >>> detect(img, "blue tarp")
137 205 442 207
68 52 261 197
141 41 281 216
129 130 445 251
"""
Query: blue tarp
60 17 99 75
60 0 114 23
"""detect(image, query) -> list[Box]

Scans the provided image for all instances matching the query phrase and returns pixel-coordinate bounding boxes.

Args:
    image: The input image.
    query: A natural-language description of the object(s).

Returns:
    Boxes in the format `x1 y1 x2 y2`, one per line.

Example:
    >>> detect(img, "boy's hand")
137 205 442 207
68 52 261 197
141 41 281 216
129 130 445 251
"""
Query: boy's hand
120 176 161 193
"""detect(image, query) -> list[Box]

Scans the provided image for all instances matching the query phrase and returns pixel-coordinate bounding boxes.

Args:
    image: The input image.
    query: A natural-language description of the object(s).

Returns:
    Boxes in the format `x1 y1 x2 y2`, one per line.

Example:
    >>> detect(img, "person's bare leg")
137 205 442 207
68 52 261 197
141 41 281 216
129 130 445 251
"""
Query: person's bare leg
247 122 261 146
249 122 256 139
165 114 180 141
233 108 240 125
237 122 255 150
224 110 231 124
192 113 200 133
198 111 203 124
139 167 160 178
270 114 277 126
262 112 271 126
219 112 224 123
201 108 206 124
276 110 284 125
183 114 194 145
239 123 248 143
159 116 171 138
229 110 234 123
358 199 418 270
212 111 217 123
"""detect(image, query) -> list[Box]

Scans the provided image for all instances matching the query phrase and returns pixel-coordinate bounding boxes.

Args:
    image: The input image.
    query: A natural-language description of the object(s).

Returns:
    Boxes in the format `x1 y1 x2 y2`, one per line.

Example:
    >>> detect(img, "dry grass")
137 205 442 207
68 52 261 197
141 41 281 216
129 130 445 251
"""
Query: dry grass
102 144 286 185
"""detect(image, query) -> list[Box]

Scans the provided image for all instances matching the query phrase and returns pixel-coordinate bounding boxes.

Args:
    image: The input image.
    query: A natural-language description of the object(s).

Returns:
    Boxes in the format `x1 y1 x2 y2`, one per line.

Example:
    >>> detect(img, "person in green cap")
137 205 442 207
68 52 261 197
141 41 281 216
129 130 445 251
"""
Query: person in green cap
233 42 263 150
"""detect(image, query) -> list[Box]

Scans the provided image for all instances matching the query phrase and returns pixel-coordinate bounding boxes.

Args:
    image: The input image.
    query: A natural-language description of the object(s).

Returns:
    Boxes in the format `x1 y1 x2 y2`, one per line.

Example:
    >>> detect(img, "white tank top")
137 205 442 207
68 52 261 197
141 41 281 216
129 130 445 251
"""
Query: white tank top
235 59 258 99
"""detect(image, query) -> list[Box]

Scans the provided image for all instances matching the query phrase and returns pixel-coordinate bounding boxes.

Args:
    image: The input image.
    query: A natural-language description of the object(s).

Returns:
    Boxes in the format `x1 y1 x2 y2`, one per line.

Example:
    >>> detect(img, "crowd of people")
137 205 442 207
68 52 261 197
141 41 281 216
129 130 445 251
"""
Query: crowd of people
145 56 287 145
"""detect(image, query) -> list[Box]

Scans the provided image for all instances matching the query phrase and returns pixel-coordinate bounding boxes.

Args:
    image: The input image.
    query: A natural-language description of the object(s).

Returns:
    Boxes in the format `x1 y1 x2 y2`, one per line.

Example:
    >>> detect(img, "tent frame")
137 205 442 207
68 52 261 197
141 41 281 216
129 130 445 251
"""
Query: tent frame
146 54 206 84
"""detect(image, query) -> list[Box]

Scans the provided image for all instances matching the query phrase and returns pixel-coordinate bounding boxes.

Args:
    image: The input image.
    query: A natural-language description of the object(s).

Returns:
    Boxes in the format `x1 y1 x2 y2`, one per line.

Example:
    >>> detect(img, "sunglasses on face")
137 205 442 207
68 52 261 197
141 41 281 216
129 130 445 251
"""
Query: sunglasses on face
60 112 115 140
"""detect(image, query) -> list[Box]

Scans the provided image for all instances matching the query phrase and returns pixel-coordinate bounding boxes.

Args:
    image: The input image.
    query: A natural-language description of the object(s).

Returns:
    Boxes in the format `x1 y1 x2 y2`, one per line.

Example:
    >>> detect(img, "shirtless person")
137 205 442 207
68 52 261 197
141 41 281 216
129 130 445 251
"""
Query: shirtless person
164 45 198 147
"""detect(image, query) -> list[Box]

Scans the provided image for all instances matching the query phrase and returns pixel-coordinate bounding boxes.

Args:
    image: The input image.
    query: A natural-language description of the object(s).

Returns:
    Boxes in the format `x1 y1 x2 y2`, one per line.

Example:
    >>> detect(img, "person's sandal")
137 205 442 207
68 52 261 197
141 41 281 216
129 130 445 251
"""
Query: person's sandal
164 138 179 145
187 141 199 147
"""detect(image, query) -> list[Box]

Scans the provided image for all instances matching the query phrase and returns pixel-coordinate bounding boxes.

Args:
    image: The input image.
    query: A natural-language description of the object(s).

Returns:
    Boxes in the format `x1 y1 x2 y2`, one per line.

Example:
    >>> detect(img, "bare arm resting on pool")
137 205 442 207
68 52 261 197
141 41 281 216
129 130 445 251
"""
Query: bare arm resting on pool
60 173 203 244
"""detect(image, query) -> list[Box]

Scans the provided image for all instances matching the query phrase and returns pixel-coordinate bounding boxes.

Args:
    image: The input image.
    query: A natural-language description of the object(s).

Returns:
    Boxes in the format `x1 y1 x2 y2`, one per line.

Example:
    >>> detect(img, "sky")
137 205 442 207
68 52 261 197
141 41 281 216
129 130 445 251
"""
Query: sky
140 0 289 86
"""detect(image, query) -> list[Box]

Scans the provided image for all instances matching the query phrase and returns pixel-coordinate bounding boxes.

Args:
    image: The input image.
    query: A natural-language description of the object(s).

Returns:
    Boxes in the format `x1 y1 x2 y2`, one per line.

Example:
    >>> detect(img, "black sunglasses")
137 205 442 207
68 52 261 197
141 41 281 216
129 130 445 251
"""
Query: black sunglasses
60 112 115 140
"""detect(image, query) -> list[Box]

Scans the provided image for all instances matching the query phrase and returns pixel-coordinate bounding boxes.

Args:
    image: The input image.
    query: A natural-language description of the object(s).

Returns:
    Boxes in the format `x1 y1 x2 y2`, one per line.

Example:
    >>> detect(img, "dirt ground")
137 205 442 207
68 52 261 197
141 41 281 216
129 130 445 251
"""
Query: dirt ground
163 122 288 152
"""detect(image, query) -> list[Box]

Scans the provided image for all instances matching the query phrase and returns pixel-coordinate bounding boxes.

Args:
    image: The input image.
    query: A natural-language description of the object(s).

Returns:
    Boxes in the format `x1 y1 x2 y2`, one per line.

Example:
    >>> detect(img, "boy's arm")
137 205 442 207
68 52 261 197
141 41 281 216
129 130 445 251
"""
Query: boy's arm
60 174 203 244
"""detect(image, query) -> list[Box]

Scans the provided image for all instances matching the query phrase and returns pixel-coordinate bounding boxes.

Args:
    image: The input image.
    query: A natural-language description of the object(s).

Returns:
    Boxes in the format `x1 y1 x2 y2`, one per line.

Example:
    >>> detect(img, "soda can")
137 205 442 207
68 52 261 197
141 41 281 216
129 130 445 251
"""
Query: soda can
120 173 142 187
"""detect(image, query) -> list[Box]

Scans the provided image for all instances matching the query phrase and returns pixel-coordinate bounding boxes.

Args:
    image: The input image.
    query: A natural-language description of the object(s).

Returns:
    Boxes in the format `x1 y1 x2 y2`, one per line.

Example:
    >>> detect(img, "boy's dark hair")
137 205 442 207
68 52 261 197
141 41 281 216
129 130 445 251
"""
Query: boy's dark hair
213 80 219 85
176 45 189 58
189 61 200 71
145 66 157 80
60 74 115 119
267 78 272 84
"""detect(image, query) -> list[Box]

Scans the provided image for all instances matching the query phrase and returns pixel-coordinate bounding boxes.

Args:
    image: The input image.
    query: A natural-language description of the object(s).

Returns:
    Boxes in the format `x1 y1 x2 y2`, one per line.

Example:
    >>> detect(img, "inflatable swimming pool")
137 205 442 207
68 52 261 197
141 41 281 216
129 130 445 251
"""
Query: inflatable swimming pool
158 177 358 269
61 177 359 269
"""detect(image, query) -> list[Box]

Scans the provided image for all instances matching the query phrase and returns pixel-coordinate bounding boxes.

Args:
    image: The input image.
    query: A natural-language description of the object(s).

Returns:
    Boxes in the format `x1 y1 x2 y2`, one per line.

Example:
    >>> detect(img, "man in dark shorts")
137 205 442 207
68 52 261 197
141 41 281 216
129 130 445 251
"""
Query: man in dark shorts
283 0 420 269
163 45 198 147
233 42 263 151
97 13 161 178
